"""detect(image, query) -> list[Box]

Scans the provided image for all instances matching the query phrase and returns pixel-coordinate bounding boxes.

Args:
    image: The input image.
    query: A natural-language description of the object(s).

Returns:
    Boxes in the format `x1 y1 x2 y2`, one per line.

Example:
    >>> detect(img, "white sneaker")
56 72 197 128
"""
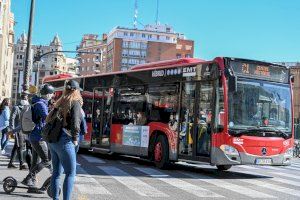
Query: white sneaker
1 149 6 155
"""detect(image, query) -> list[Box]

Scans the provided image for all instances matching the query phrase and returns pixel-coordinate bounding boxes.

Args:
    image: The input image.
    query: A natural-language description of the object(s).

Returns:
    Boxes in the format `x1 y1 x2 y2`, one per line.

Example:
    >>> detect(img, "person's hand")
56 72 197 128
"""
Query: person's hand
73 141 78 146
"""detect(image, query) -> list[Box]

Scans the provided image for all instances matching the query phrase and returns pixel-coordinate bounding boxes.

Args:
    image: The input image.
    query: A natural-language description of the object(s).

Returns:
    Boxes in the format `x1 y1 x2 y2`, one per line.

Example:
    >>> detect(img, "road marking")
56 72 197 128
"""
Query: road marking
135 167 224 198
119 161 134 165
81 155 106 164
241 170 300 187
271 172 300 179
291 163 300 167
75 166 111 195
279 166 300 171
98 166 168 197
180 171 276 198
236 165 258 170
239 178 300 197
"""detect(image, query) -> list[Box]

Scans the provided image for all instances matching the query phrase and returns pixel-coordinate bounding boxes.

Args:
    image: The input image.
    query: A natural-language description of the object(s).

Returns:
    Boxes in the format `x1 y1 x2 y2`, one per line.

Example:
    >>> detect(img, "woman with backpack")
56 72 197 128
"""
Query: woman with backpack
0 98 11 155
48 80 82 200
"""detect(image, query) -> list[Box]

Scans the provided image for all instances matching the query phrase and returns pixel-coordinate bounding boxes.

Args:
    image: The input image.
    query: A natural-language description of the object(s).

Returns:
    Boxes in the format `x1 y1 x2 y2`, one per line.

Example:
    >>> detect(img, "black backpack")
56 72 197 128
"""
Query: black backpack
41 108 63 143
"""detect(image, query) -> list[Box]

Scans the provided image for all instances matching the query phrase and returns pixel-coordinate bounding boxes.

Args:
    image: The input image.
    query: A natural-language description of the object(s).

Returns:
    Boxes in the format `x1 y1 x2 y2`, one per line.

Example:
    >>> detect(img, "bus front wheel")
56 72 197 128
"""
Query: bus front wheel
216 165 232 171
154 135 170 169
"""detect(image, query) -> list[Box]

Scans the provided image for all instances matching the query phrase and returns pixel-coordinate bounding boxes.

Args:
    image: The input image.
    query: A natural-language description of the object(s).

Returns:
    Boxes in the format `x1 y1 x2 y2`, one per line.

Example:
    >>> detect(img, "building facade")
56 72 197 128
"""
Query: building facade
0 0 14 98
290 64 300 123
106 24 194 72
12 34 76 103
77 34 107 75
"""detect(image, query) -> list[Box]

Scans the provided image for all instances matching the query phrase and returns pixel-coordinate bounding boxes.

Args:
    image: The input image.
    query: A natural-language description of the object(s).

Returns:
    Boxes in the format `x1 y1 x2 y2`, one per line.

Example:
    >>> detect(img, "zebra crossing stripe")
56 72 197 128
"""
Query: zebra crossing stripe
82 155 106 164
75 166 111 195
239 178 300 197
236 165 258 170
241 170 300 187
98 166 168 197
180 171 276 198
271 172 300 180
291 163 300 167
135 167 224 198
279 166 300 171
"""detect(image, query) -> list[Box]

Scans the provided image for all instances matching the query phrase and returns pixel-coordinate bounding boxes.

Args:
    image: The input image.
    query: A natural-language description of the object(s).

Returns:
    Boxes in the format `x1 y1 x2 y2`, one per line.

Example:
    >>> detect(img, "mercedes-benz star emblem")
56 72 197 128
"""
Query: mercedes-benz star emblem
262 147 267 156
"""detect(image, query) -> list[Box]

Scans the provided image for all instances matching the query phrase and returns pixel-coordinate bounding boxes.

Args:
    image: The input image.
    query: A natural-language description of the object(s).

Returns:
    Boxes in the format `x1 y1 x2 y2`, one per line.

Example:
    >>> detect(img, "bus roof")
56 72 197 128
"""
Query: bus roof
42 73 74 83
44 58 209 83
131 58 205 70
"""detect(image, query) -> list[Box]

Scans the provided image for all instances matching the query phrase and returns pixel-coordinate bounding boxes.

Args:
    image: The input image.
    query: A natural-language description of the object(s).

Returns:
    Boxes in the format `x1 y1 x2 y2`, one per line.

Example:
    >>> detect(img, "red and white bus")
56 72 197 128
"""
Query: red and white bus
44 57 294 170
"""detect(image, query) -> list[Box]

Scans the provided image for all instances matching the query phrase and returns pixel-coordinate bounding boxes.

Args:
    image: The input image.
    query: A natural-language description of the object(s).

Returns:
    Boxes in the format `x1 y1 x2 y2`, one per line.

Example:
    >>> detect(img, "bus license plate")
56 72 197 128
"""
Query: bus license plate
255 158 272 165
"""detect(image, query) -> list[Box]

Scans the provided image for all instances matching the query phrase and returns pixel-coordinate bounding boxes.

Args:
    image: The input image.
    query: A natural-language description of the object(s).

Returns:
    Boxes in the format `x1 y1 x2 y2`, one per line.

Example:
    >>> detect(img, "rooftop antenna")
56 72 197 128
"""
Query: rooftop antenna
155 0 159 25
133 0 138 28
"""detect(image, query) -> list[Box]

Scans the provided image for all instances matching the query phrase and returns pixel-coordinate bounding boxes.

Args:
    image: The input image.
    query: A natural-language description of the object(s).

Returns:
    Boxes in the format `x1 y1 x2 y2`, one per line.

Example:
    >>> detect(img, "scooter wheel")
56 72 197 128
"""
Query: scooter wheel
46 185 61 198
3 177 17 194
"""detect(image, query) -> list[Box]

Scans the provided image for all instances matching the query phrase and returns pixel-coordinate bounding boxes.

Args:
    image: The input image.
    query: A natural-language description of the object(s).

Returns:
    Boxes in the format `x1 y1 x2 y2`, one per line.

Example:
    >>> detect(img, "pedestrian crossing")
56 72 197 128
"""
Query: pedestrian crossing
72 156 300 199
1 152 300 199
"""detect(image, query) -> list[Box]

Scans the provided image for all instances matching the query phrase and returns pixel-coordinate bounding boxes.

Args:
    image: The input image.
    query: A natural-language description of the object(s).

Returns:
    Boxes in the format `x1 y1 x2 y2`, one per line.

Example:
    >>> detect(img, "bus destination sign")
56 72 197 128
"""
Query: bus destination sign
230 61 289 83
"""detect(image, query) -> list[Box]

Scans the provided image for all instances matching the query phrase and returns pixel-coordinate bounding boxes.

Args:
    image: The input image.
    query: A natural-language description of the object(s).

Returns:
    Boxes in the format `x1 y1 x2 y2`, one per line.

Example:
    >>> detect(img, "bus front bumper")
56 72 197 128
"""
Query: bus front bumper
211 147 292 166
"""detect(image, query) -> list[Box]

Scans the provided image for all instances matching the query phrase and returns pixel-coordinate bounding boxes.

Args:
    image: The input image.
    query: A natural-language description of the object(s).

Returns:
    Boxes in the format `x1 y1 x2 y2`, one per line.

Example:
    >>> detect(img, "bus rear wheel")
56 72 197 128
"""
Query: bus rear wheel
154 135 169 169
216 165 232 171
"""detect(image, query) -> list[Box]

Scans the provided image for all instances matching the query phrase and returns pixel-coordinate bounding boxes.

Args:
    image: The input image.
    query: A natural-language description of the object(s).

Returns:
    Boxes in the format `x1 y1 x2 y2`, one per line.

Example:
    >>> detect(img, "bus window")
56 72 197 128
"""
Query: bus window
147 84 179 124
113 86 146 125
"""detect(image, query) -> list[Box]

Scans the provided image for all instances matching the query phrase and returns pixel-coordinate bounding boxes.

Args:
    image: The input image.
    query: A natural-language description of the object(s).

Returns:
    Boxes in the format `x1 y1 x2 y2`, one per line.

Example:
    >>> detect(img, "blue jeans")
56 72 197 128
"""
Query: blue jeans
1 128 8 150
49 130 76 200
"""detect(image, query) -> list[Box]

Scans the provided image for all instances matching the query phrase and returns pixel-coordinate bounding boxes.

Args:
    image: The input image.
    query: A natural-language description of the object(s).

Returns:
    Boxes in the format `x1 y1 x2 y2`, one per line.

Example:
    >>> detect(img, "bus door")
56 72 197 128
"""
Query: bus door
179 81 214 159
179 82 197 157
91 87 113 148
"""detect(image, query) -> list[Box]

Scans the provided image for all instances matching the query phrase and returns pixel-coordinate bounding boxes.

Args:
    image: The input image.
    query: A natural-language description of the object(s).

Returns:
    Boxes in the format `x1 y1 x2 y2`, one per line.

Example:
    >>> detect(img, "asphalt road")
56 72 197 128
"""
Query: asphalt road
0 144 300 200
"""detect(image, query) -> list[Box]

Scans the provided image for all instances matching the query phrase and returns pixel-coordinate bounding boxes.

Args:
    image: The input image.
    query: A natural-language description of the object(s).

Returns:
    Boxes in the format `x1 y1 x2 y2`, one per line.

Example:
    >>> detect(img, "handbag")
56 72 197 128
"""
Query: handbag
41 108 63 143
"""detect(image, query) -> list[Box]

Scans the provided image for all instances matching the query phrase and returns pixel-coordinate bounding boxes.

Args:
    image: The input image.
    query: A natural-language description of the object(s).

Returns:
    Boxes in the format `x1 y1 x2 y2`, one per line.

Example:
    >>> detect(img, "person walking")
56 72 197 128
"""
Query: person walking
7 94 29 169
21 84 55 187
49 80 82 200
0 98 11 155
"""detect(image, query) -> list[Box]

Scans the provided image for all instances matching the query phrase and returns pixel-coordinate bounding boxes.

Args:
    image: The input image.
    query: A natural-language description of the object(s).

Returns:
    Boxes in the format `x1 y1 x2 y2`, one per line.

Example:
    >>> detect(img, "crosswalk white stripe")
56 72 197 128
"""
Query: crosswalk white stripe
279 166 300 171
75 166 111 195
291 163 300 167
180 171 276 198
98 166 168 197
241 170 300 187
135 167 224 198
239 178 300 197
81 155 106 164
271 172 300 180
259 166 287 171
236 165 259 170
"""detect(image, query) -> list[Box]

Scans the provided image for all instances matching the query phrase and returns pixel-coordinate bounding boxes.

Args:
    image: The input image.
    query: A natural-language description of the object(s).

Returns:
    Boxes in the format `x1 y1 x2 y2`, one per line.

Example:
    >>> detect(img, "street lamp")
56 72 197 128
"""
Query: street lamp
23 0 36 94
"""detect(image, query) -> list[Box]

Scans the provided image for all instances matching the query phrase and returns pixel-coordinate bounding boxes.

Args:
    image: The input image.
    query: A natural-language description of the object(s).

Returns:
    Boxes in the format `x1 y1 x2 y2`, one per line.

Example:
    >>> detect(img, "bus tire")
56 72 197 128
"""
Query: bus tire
216 165 232 171
154 135 170 169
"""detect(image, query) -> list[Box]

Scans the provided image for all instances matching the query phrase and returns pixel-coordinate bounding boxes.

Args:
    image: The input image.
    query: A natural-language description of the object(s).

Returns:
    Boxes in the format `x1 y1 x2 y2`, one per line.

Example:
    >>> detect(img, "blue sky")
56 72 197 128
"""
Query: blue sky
12 0 300 61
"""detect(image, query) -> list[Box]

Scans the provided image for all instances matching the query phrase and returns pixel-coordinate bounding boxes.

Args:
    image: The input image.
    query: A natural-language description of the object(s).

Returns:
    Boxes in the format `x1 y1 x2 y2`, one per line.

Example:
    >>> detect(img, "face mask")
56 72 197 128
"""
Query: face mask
45 94 54 100
20 100 29 106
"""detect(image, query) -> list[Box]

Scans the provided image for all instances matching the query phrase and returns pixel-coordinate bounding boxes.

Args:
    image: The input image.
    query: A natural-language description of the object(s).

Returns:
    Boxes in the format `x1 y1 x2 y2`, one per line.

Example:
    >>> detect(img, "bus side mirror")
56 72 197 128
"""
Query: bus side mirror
228 75 237 92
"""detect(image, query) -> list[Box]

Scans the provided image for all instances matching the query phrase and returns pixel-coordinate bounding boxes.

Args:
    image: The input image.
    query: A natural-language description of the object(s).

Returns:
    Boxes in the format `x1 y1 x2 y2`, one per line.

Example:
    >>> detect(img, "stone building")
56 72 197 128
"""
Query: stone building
0 0 14 98
12 34 76 103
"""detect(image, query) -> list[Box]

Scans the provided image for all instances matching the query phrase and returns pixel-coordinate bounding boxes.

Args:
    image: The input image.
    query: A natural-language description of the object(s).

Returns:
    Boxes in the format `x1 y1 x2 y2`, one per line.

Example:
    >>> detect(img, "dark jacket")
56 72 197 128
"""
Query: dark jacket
29 95 49 142
9 105 25 147
80 109 87 135
63 100 81 142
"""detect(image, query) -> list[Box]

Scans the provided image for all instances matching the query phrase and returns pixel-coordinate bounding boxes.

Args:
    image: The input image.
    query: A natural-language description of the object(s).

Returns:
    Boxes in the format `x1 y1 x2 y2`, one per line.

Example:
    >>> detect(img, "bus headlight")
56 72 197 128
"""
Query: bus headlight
285 148 293 157
220 145 239 156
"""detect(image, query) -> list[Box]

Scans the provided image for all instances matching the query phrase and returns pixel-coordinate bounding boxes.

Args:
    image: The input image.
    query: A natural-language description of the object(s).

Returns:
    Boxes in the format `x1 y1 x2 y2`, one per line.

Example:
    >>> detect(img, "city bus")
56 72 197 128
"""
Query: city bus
43 57 294 170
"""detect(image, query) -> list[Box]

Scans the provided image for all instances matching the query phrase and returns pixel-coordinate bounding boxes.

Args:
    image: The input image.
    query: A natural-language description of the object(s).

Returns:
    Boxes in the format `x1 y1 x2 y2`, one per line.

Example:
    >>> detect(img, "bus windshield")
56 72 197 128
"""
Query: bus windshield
228 79 292 137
